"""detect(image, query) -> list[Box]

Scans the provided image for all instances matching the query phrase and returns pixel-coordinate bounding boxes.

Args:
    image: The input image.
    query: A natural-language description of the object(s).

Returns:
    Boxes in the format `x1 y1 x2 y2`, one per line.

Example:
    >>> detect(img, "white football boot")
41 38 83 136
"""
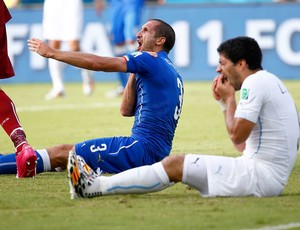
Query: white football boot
68 151 102 199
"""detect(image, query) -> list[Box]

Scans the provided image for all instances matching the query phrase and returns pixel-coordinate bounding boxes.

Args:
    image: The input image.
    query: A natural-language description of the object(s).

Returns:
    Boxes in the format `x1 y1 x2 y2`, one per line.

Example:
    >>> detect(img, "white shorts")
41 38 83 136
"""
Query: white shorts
182 154 285 197
42 0 83 41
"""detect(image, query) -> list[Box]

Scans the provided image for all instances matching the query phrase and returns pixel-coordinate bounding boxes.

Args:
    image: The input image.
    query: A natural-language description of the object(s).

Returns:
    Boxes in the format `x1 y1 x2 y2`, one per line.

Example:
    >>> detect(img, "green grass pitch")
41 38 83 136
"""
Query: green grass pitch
0 81 299 230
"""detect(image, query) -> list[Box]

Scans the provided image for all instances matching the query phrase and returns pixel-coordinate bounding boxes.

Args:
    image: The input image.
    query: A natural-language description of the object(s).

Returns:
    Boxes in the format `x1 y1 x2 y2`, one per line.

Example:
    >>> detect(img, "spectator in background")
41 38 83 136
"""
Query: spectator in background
0 0 36 178
42 0 94 100
94 0 164 98
4 0 19 8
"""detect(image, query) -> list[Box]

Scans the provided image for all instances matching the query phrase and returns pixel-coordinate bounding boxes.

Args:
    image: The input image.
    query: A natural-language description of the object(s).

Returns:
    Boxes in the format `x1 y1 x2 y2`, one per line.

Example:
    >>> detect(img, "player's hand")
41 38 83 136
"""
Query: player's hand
27 38 53 58
212 76 222 101
214 74 234 101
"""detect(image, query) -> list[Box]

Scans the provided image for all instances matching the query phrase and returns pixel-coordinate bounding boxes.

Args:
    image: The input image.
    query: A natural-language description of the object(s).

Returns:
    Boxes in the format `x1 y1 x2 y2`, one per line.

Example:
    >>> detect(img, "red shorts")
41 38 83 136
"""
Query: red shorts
0 24 14 79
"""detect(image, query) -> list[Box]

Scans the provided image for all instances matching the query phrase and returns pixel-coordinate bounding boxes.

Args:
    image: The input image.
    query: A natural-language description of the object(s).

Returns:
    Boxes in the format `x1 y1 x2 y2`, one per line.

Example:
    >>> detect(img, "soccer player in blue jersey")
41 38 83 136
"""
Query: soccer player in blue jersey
0 19 184 175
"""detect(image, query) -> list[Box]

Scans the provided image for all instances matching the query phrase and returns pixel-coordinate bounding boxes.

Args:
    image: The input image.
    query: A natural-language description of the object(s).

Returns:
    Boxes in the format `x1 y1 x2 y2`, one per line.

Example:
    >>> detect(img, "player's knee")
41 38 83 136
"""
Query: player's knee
47 144 74 169
162 155 185 183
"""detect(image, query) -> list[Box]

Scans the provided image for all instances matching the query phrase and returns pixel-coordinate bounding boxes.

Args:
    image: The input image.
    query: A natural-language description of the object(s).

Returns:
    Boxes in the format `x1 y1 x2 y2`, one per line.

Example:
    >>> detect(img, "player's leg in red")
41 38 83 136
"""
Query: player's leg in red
0 89 37 178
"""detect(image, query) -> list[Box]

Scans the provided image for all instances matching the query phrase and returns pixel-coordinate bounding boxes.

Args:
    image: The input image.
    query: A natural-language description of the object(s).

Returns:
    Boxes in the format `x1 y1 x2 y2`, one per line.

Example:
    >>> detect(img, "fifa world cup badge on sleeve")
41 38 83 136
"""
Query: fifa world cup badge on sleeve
241 88 249 100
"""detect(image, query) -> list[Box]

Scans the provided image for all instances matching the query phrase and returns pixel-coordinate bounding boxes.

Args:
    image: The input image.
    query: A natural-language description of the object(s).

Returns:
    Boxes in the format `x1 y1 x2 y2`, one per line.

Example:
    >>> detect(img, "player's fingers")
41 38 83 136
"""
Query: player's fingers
216 75 223 85
27 43 36 51
212 76 217 83
212 77 222 100
212 78 217 90
27 39 36 47
28 38 41 47
30 38 40 42
27 41 41 53
212 75 221 86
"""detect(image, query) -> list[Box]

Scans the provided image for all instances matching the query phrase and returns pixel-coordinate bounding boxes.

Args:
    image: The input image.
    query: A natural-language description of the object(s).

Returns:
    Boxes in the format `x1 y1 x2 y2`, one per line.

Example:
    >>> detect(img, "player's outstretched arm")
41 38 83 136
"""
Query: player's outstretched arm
28 38 127 72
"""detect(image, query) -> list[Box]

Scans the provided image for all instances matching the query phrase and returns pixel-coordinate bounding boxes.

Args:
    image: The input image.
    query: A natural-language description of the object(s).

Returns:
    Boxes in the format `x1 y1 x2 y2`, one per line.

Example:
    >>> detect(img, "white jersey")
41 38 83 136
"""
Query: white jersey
42 0 83 41
183 70 299 197
235 70 299 186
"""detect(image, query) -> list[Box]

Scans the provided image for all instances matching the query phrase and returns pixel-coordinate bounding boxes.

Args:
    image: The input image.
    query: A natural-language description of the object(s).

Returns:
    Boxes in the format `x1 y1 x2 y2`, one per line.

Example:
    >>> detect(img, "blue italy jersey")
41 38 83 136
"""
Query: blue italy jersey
125 51 184 160
73 51 184 173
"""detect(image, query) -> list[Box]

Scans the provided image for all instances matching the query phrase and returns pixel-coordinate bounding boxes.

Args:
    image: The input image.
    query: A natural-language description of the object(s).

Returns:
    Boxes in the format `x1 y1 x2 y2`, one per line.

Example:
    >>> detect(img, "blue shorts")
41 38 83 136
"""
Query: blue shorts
75 136 158 173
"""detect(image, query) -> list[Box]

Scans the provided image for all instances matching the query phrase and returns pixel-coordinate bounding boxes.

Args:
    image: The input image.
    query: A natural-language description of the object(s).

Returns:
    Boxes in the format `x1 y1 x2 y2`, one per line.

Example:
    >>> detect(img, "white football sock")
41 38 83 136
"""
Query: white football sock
48 59 65 92
97 162 173 195
81 69 94 96
36 149 51 172
81 69 93 83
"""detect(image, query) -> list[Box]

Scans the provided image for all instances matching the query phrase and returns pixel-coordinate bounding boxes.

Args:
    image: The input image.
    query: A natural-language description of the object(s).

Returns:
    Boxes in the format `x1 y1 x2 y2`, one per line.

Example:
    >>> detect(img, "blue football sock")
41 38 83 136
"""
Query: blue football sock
0 153 16 174
0 151 44 174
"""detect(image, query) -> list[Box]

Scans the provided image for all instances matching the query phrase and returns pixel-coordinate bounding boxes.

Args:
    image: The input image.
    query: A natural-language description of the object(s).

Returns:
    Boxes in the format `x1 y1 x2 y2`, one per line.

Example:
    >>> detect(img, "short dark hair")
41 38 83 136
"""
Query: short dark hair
217 36 263 70
150 19 175 53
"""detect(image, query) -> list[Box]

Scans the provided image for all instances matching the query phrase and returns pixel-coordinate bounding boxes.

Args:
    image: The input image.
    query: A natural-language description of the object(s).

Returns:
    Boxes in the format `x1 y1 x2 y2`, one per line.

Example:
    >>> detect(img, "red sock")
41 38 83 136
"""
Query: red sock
0 89 27 153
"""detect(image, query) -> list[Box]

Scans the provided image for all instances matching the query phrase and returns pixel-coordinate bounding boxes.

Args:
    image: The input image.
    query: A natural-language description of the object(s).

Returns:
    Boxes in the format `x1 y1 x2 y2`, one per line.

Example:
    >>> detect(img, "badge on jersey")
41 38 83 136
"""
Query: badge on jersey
123 52 143 62
241 88 250 100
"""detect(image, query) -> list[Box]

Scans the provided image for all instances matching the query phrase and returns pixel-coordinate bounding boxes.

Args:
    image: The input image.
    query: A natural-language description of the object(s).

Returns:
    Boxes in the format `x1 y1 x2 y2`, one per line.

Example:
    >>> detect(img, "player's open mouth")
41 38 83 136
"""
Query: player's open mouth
137 41 142 51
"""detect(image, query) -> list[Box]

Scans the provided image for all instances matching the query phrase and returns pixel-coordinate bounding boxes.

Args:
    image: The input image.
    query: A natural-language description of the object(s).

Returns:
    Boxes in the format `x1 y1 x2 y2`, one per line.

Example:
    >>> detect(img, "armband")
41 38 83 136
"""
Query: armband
216 99 227 112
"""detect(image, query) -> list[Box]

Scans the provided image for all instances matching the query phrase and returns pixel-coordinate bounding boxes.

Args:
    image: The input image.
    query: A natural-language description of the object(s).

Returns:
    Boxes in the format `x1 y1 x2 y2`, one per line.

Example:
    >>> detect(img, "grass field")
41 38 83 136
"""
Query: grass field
0 81 299 230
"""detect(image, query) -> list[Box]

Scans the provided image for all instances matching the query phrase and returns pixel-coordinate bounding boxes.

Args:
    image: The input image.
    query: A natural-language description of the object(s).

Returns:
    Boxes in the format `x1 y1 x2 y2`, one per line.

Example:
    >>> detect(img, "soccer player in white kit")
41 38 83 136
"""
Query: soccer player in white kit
42 0 94 99
67 36 299 199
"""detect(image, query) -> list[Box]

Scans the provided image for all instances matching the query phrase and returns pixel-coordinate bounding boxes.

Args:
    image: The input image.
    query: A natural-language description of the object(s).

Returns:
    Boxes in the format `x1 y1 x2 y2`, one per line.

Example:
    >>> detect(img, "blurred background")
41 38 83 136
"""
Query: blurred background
5 0 299 5
4 0 300 84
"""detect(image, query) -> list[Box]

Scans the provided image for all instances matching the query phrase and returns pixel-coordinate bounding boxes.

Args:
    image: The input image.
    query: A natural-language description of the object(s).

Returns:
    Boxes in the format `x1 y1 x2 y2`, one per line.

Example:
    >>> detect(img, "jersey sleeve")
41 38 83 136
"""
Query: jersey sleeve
235 75 266 123
124 51 156 75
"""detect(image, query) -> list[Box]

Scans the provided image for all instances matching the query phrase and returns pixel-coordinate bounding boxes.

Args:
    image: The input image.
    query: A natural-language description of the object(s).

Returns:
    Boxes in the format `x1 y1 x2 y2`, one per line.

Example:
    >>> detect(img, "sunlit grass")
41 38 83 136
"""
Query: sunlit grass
0 81 299 230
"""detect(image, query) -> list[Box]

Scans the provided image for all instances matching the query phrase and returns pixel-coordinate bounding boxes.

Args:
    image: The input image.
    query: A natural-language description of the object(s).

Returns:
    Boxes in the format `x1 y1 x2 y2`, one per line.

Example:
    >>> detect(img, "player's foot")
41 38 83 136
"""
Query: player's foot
16 144 37 178
105 86 124 98
68 151 102 199
82 70 95 96
45 89 65 100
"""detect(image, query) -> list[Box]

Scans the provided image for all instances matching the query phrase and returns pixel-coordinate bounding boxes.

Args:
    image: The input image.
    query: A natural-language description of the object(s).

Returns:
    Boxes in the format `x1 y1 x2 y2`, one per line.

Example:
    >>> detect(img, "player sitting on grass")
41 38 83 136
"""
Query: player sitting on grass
68 36 299 199
0 19 184 176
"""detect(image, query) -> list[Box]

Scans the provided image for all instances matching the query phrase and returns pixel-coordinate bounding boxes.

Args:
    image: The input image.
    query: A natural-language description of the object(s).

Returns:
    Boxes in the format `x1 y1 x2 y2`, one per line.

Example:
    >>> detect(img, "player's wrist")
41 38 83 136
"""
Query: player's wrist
216 99 227 112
